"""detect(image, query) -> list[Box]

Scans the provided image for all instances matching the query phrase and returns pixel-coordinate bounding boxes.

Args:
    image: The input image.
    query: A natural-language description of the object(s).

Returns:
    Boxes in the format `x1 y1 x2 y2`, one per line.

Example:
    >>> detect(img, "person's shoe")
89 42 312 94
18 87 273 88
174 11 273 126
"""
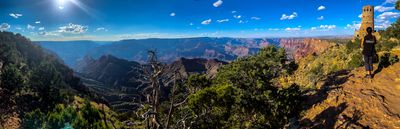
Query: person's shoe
365 74 371 78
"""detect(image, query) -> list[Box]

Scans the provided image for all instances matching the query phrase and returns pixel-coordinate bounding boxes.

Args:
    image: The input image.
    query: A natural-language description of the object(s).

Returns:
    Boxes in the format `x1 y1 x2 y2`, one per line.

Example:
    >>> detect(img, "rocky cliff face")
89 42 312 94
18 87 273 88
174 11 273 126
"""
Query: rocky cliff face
76 55 226 87
279 38 334 61
76 55 144 88
165 58 227 79
75 55 226 112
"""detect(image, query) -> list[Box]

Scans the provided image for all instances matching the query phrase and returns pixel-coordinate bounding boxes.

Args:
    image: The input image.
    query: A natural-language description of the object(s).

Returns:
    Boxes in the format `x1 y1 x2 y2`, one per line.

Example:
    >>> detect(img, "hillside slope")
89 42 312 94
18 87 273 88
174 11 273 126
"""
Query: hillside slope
301 63 400 128
0 32 92 128
76 56 226 112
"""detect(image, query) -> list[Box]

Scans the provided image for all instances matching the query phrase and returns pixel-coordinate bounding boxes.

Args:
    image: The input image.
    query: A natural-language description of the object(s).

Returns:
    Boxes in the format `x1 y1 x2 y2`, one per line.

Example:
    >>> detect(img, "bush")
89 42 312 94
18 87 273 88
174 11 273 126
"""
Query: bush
21 99 119 129
187 46 303 128
21 109 46 129
185 74 211 94
376 40 399 52
345 39 360 53
347 50 364 68
292 40 366 89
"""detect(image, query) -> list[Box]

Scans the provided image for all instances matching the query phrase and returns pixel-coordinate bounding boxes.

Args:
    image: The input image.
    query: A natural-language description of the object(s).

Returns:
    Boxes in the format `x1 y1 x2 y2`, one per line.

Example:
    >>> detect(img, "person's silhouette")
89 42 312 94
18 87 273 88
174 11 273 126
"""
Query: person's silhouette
361 27 377 78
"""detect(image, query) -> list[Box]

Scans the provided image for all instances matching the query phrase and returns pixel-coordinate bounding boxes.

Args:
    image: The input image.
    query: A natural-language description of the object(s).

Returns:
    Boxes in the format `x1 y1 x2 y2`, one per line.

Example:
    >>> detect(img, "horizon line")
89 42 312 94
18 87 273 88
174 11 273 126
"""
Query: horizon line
31 35 353 42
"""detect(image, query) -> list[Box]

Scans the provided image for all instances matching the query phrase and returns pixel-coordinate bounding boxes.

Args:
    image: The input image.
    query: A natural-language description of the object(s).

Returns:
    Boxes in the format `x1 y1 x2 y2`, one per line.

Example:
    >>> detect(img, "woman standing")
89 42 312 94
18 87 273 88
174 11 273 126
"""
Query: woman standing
361 27 377 78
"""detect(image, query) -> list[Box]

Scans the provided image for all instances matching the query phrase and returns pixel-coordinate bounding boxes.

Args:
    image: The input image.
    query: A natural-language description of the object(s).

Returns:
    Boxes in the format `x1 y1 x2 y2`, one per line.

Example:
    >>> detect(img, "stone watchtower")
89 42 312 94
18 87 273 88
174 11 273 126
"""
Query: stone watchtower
354 5 376 39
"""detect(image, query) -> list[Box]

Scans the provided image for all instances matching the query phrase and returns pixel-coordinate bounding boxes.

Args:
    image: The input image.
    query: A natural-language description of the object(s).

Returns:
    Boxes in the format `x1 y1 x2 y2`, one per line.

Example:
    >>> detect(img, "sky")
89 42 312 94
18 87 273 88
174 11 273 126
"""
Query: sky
0 0 399 41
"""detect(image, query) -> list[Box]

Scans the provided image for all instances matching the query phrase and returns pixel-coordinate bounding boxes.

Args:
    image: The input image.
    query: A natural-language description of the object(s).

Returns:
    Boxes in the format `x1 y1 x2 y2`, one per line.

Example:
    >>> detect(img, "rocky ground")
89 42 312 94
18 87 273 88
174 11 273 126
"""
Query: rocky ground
301 63 400 128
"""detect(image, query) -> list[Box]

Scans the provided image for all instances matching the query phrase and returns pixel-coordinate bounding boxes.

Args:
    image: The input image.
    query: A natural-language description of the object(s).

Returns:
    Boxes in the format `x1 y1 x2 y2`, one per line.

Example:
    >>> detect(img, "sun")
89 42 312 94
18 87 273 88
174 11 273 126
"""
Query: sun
55 0 93 17
57 0 70 10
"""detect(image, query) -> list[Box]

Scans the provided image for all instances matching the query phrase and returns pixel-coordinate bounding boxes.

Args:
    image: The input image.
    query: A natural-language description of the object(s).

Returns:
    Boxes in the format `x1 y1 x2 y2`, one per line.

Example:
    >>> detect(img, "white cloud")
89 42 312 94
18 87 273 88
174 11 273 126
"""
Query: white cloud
280 12 297 20
358 14 362 18
27 24 35 30
9 13 22 19
217 19 229 23
58 23 88 34
345 22 361 30
384 0 397 4
38 27 45 31
0 23 11 32
189 22 194 26
35 21 41 24
375 22 391 29
285 26 301 31
38 31 46 35
268 28 279 31
213 0 223 7
238 20 248 24
37 31 60 36
231 11 237 13
318 5 326 11
201 19 212 25
251 17 261 20
233 15 242 19
96 27 108 32
170 12 176 17
374 12 400 29
375 6 395 12
319 25 336 30
311 27 317 30
311 25 336 31
377 12 400 21
317 16 324 20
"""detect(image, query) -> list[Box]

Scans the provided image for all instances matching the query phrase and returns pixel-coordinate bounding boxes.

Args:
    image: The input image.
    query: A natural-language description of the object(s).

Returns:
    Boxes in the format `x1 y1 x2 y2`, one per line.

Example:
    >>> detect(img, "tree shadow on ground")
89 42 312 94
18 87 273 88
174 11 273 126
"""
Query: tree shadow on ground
298 69 374 129
373 53 389 76
300 102 348 129
304 70 352 111
337 109 370 129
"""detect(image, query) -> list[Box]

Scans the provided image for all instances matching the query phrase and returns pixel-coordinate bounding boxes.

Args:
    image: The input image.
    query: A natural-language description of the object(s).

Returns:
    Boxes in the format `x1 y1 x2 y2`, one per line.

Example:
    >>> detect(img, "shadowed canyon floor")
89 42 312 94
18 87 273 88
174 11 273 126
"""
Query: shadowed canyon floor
301 63 400 128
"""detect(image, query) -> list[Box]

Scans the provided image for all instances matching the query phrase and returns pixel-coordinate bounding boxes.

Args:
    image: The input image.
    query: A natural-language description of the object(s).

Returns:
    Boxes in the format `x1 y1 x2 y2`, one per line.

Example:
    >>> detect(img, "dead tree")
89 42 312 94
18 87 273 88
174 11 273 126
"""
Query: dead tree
143 50 164 129
165 71 181 128
137 51 191 129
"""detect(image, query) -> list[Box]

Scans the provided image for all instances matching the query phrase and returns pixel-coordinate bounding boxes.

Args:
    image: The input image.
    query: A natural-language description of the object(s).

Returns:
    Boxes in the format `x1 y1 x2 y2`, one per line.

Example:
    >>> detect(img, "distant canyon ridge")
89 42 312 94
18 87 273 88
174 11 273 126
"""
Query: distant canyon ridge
36 37 341 112
36 37 343 69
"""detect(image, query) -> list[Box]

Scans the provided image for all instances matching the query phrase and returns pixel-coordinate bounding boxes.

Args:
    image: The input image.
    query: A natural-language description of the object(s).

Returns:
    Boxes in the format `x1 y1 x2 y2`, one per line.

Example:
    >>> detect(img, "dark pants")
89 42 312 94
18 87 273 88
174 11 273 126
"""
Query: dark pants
364 55 373 71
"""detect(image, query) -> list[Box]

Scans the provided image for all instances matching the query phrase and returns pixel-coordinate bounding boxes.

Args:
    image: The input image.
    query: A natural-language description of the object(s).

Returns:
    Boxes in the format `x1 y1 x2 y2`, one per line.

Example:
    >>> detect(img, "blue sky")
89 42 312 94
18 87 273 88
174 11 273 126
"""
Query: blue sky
0 0 399 41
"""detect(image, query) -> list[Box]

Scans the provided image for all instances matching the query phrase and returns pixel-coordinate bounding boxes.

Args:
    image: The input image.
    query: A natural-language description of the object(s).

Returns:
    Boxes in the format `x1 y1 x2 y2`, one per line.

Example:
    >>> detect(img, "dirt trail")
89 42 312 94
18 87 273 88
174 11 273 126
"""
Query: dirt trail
301 63 400 128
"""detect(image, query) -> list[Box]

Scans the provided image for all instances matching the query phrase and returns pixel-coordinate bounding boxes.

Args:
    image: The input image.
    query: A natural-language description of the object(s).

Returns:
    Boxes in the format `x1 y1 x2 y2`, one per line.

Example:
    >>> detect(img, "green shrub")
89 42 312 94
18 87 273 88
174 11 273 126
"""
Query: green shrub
21 109 46 129
376 40 399 52
21 100 119 129
187 46 303 128
185 74 211 94
345 39 360 53
347 50 364 68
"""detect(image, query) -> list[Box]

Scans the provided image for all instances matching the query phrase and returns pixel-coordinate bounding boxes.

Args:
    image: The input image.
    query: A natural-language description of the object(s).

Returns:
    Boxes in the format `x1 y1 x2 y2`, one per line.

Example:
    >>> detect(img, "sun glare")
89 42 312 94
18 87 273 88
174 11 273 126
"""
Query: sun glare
57 0 67 10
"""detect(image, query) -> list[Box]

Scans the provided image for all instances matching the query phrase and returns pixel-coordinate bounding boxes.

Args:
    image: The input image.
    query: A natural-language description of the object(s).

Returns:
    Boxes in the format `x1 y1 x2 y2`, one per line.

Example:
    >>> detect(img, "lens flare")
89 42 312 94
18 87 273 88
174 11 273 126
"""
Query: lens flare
55 0 96 18
58 0 66 10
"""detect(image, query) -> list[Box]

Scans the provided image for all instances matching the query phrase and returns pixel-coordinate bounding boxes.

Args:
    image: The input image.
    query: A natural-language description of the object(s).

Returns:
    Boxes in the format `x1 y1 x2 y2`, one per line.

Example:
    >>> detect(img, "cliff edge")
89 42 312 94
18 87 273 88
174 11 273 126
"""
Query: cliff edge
301 62 400 128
